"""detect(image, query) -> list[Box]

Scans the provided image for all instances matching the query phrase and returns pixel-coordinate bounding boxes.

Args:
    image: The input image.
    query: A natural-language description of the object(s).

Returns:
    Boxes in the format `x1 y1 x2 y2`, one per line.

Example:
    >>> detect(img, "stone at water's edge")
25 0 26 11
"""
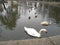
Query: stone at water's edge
0 35 60 45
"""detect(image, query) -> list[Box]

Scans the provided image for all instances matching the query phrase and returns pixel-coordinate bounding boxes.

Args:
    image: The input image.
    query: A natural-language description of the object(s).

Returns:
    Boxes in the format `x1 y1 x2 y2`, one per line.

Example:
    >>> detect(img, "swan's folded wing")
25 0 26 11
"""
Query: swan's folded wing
24 27 40 37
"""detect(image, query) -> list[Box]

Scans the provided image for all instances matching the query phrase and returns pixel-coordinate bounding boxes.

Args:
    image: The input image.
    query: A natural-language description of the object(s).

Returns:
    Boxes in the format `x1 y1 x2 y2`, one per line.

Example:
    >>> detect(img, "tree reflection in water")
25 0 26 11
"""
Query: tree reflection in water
0 1 19 30
49 6 60 26
0 1 60 28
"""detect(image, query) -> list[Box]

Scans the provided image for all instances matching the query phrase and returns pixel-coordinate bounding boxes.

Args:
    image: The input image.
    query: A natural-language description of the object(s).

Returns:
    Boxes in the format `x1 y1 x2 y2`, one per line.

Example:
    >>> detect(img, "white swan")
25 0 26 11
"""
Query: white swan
41 21 51 26
24 27 47 37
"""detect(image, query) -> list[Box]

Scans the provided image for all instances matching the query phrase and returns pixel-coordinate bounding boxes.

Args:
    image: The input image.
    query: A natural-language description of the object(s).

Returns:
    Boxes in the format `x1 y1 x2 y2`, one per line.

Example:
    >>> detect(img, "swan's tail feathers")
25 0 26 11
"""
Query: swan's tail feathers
24 27 28 31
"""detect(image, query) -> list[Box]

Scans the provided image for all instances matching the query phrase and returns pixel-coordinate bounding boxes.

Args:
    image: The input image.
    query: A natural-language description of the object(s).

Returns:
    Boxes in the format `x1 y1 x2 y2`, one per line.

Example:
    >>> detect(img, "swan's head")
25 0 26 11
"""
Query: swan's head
41 21 51 26
39 29 48 34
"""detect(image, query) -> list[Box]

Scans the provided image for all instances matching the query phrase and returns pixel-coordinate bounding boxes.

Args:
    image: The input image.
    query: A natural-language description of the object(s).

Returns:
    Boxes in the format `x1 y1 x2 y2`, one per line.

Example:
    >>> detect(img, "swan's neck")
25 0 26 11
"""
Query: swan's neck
39 30 42 37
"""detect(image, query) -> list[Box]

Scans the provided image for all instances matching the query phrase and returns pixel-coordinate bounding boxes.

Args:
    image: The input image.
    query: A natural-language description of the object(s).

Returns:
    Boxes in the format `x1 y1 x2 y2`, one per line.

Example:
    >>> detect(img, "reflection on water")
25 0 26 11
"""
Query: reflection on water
0 1 60 41
49 6 60 25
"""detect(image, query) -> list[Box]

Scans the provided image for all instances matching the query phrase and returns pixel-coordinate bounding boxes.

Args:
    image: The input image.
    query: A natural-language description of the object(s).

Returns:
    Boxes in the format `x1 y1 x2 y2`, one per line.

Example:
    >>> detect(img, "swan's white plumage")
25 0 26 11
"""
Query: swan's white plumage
24 27 48 37
41 21 51 26
24 27 40 37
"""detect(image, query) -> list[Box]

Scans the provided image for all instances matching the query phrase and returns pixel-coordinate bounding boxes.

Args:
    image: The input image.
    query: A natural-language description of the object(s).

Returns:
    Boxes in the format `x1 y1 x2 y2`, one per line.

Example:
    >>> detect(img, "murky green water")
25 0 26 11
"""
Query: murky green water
0 1 60 41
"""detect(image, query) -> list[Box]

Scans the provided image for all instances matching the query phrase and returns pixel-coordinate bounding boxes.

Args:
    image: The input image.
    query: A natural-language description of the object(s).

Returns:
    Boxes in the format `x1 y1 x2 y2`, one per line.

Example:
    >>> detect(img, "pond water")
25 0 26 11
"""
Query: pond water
0 1 60 41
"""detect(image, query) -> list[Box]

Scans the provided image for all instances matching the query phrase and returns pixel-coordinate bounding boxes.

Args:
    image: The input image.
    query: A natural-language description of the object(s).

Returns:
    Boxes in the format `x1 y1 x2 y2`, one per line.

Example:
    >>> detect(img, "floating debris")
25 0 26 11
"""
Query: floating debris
28 16 31 20
35 15 37 18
